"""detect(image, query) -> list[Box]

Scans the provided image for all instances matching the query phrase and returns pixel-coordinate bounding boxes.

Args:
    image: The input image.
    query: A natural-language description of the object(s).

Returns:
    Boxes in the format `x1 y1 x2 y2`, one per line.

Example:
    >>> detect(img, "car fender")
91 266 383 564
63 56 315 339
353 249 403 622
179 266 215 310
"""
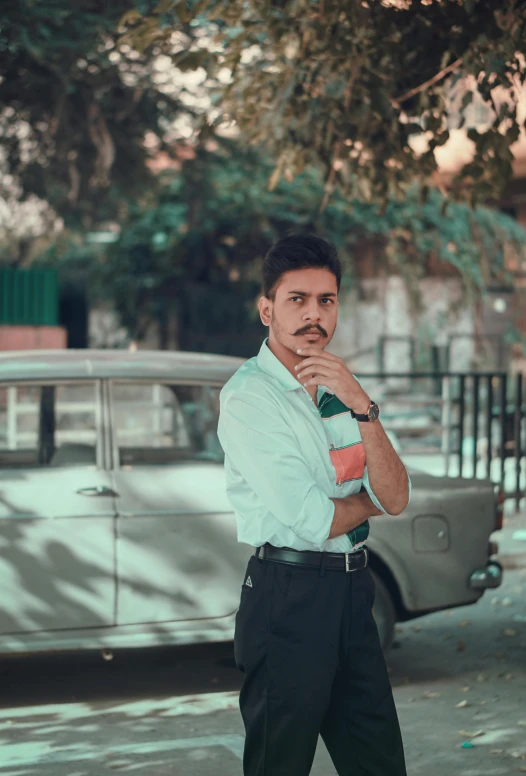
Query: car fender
367 535 417 612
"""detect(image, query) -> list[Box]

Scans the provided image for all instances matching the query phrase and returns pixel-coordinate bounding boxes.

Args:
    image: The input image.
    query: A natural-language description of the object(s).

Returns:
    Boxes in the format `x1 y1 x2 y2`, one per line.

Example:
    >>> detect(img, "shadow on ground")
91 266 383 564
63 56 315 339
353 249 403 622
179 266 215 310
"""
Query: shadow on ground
2 569 524 709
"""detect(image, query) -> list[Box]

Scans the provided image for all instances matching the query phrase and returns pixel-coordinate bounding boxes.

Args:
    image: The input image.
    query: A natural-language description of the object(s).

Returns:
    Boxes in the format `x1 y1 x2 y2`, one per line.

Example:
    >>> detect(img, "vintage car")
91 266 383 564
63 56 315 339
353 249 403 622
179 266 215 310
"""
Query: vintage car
0 349 503 656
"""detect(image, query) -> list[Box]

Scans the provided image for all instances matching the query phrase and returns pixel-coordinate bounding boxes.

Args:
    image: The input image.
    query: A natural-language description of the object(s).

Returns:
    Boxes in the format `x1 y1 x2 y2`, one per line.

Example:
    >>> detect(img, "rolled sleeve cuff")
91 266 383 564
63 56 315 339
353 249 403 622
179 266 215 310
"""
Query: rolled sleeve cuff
364 482 387 514
363 466 412 515
291 485 335 550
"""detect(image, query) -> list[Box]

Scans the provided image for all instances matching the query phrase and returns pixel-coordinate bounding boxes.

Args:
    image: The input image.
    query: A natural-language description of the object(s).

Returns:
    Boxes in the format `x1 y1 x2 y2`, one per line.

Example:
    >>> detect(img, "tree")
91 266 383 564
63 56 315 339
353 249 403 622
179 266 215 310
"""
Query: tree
37 139 526 354
120 0 526 206
0 0 188 228
4 1 525 224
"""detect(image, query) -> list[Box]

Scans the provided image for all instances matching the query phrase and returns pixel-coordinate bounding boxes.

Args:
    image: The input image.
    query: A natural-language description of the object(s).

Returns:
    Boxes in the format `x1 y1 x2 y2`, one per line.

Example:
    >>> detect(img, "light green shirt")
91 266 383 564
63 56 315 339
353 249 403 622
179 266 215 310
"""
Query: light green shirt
218 338 410 552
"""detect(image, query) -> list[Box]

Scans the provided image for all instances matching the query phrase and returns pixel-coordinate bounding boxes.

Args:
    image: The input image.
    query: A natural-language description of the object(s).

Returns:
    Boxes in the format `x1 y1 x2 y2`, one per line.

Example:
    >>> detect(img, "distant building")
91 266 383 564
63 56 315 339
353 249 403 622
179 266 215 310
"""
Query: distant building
333 80 526 375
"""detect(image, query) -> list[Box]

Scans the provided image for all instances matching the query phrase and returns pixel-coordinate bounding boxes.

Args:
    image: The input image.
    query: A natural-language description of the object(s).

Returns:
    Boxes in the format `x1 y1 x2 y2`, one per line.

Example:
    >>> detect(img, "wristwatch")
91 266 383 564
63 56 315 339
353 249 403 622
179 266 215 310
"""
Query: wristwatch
351 401 380 423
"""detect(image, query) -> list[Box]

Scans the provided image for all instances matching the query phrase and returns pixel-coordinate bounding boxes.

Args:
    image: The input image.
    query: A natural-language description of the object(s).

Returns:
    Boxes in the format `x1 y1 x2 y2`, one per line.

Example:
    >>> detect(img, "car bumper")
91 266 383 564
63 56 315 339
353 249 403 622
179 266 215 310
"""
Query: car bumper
469 560 503 590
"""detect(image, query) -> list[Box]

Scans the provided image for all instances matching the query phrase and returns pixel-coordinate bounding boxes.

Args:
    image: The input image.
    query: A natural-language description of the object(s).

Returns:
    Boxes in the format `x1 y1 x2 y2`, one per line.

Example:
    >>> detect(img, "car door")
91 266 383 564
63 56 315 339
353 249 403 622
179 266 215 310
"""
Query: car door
0 381 117 635
110 380 249 626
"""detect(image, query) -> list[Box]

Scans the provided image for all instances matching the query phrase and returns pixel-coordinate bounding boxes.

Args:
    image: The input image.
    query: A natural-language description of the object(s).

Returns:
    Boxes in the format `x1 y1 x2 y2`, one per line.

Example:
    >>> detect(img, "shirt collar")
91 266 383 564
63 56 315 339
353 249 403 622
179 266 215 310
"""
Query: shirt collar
256 337 301 392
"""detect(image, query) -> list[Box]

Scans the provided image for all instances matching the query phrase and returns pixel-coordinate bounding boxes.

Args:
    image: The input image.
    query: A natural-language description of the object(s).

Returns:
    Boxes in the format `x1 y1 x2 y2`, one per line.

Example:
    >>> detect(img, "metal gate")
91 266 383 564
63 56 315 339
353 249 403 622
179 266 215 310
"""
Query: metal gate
355 371 526 510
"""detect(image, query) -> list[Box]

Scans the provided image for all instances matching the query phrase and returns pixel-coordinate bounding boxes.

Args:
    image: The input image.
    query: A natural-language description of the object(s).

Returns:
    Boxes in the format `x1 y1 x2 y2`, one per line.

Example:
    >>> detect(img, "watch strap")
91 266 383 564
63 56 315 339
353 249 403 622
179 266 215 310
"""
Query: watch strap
351 401 377 422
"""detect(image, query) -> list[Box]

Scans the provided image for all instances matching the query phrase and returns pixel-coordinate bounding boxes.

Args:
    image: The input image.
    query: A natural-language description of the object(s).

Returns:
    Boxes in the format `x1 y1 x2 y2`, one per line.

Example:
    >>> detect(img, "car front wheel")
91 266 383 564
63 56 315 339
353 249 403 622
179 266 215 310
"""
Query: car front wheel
371 570 396 653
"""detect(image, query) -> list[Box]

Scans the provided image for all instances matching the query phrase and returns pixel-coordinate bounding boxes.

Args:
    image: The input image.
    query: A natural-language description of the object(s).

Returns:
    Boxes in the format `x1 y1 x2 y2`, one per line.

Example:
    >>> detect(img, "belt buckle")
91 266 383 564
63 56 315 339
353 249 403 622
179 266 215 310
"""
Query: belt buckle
345 547 368 573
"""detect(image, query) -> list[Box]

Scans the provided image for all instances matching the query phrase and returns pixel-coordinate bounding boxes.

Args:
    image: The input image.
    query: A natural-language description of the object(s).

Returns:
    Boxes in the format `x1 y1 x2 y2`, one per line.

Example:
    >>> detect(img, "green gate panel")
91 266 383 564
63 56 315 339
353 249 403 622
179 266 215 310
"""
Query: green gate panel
0 268 58 326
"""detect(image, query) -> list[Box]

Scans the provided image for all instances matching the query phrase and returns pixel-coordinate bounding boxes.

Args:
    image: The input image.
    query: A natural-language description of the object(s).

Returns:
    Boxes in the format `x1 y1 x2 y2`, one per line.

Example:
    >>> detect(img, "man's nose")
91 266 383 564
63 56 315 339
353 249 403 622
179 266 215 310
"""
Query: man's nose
304 304 322 320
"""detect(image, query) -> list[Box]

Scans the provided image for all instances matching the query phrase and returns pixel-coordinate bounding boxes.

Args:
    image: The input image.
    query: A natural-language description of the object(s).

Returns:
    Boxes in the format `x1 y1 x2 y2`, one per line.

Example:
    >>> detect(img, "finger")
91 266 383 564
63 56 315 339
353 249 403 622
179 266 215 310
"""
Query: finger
297 353 346 369
296 356 342 373
305 377 337 389
300 368 337 384
297 365 337 382
297 347 341 363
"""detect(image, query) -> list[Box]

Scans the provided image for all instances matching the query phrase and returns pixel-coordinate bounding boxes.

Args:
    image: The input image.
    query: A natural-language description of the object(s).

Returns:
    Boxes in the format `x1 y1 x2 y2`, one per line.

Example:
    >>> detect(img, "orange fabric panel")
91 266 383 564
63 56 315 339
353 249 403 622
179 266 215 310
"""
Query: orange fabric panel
329 443 366 484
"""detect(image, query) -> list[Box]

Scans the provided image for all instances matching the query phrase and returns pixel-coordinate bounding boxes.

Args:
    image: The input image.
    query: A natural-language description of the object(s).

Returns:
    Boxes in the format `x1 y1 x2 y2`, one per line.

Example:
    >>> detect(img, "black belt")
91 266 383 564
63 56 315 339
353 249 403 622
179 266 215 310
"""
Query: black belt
257 543 368 573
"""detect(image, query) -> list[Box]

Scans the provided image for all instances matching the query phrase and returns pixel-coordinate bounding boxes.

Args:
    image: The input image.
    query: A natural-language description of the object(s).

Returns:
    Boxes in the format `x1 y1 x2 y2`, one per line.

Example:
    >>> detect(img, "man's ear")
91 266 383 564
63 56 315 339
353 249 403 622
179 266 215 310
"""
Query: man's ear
258 296 272 327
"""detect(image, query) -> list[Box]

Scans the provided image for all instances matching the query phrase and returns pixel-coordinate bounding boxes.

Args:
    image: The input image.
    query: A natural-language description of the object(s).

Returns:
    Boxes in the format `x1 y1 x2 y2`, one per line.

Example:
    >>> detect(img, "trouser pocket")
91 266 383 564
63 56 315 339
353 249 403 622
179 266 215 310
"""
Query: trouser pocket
266 561 295 633
234 555 263 671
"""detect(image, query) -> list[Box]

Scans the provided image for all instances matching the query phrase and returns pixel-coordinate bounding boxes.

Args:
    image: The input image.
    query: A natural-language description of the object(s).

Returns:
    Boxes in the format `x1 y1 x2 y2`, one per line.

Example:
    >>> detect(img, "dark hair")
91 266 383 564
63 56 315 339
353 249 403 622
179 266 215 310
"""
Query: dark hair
262 234 342 300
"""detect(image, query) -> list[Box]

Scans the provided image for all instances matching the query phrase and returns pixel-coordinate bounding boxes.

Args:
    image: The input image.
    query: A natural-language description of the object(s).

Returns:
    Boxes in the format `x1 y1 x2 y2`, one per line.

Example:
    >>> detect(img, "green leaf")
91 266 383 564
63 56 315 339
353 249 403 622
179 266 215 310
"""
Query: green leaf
324 77 347 100
159 13 176 29
370 88 393 119
434 130 450 147
134 0 152 15
119 8 144 26
171 48 211 70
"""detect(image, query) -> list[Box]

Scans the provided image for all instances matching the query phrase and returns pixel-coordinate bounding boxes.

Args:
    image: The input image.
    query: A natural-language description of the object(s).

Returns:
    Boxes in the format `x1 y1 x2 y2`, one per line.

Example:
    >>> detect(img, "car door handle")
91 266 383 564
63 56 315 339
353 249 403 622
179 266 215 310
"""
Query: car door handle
76 486 120 497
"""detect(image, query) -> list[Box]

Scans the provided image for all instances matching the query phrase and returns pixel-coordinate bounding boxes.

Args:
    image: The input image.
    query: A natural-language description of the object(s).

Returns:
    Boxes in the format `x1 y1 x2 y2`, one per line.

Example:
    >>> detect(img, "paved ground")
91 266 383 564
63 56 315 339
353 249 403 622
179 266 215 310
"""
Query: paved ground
1 512 525 776
496 506 526 571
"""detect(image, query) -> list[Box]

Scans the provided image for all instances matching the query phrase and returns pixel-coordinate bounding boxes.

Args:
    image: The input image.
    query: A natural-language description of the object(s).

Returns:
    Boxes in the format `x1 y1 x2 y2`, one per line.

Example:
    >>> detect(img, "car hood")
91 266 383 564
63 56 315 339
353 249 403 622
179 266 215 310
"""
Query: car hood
407 467 495 495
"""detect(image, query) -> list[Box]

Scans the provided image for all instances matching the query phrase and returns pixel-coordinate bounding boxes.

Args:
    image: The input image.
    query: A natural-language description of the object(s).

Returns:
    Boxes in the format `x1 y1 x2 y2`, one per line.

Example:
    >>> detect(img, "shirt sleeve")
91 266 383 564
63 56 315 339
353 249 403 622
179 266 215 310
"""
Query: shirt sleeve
362 464 412 515
217 390 335 549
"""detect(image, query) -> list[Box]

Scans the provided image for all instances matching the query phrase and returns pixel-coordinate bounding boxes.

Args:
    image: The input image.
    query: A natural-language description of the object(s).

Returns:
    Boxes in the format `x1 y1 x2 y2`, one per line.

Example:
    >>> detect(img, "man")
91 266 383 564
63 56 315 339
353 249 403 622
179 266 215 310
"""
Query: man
217 234 411 776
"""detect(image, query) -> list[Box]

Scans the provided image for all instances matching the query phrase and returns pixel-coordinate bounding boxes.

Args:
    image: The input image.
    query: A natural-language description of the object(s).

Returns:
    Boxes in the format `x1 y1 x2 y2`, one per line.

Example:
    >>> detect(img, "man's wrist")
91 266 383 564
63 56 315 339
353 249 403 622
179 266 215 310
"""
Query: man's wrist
349 397 371 415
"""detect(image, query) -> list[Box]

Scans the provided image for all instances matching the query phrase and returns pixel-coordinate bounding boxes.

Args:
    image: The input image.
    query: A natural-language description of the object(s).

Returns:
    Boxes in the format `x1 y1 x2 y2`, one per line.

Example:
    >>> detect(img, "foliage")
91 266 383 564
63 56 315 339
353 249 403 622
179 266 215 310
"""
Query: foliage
120 0 526 205
4 0 526 231
327 186 526 310
0 0 187 228
37 140 526 349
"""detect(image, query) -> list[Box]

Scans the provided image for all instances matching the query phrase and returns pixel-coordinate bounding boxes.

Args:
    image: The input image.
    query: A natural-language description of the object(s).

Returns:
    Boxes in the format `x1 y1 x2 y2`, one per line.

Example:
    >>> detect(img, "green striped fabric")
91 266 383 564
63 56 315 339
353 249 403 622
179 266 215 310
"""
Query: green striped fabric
317 392 350 419
318 390 370 549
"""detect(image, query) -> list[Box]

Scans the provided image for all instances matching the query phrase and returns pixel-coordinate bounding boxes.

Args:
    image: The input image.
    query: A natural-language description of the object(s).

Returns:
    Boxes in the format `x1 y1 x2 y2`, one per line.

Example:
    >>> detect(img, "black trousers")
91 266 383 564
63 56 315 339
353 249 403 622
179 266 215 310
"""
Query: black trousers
234 551 407 776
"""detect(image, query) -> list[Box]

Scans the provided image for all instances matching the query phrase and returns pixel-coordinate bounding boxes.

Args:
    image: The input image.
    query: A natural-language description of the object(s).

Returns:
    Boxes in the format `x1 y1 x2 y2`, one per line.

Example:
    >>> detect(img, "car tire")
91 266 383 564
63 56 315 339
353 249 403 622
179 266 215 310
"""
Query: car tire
371 570 396 654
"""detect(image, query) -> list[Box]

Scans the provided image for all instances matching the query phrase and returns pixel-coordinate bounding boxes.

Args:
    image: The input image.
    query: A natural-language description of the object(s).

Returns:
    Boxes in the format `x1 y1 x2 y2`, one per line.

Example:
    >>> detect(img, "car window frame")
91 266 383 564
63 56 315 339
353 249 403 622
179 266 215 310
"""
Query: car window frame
107 378 224 470
0 378 107 470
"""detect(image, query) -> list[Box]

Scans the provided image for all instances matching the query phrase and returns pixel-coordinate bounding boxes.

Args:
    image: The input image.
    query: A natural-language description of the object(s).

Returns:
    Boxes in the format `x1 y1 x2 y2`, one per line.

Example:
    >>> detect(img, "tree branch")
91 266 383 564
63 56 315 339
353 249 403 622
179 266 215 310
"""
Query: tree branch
344 57 361 111
320 137 342 213
391 57 463 108
87 102 116 187
67 151 81 204
319 59 360 213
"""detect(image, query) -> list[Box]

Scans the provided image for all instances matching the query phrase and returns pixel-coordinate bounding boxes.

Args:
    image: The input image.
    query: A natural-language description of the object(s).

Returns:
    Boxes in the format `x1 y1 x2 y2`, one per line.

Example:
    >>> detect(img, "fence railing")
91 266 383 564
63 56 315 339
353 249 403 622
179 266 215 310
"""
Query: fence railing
355 370 526 510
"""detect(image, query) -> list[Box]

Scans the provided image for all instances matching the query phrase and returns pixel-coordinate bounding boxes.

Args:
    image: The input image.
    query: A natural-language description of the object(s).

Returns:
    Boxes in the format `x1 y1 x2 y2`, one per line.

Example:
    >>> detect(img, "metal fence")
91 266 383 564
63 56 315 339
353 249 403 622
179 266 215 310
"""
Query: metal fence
0 267 59 326
355 370 526 510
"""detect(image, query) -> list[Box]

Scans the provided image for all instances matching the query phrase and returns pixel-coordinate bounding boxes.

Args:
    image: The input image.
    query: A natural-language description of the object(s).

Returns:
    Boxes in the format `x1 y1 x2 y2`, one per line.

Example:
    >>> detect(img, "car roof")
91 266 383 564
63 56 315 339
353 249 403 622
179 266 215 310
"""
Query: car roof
0 349 246 383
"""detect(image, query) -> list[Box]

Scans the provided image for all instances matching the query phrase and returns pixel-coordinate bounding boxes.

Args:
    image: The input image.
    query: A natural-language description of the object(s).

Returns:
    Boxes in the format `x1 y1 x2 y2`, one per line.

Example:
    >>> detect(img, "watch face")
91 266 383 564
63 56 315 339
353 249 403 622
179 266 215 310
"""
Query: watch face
368 403 380 421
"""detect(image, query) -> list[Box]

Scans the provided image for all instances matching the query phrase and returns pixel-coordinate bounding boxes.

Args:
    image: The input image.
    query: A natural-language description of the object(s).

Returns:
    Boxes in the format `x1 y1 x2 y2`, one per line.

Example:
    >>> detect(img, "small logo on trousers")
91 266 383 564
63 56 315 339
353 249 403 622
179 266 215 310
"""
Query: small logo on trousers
245 576 253 588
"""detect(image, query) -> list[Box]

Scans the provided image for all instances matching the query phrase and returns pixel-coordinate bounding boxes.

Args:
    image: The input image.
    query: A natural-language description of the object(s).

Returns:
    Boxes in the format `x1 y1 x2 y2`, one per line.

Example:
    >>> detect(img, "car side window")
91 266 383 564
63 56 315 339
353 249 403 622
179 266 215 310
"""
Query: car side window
0 383 100 468
112 382 223 467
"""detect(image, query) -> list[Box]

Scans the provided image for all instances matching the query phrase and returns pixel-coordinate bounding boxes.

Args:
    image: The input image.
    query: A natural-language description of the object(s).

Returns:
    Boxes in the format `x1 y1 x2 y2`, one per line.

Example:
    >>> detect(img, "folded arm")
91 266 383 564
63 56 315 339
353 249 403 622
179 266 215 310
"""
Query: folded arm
328 491 383 539
218 391 376 549
360 421 411 515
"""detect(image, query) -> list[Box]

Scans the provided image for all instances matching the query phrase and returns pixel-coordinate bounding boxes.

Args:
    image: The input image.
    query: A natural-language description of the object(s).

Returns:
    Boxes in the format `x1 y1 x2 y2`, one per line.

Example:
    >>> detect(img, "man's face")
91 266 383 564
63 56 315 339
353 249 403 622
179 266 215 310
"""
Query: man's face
260 268 338 352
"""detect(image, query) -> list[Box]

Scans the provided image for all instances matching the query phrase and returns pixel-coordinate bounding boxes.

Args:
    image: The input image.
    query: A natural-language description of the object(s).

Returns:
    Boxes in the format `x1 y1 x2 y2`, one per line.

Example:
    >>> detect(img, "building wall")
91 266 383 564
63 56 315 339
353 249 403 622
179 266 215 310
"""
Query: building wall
88 305 180 351
88 305 131 349
330 276 475 373
0 326 67 351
